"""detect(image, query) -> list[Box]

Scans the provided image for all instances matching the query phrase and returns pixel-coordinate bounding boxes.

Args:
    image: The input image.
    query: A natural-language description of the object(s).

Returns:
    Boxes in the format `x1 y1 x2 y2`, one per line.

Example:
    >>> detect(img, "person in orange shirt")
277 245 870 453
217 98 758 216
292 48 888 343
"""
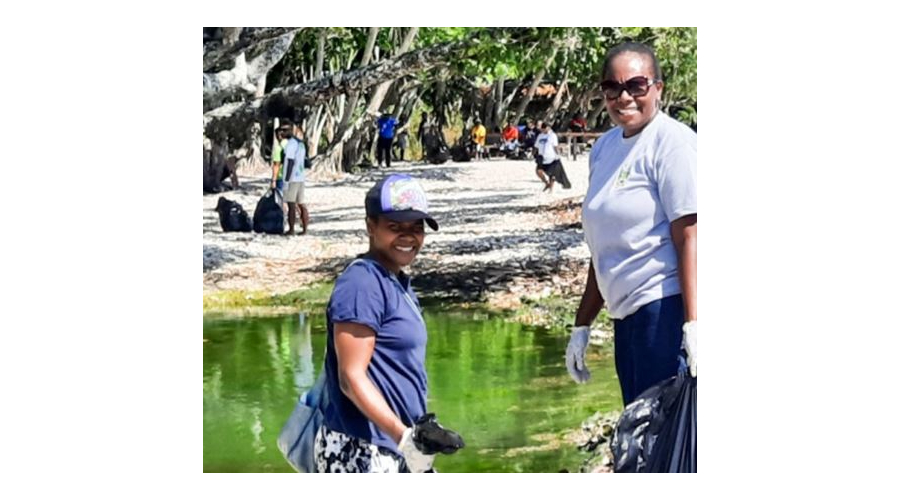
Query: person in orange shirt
501 120 519 157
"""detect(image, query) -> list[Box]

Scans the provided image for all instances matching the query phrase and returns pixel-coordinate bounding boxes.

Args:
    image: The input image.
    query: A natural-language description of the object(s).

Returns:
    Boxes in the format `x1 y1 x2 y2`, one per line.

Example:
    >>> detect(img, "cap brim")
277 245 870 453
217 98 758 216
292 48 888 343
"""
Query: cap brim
382 210 439 231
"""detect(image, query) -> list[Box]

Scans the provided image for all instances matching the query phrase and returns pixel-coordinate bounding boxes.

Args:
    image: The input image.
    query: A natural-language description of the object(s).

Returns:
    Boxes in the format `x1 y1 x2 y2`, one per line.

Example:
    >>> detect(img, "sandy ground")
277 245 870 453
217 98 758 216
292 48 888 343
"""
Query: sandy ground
203 155 594 305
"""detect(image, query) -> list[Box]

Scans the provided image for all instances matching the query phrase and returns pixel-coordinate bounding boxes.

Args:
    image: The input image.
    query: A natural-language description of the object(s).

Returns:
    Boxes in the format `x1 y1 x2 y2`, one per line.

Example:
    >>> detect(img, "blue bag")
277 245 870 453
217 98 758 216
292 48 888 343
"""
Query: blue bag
276 372 328 472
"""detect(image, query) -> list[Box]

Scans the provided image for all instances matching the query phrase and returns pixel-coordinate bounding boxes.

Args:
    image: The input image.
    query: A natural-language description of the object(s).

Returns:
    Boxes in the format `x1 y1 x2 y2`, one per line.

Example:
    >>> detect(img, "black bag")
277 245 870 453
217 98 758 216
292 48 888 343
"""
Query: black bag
215 197 252 232
253 189 284 234
449 145 470 162
545 160 572 189
428 150 450 164
611 372 697 473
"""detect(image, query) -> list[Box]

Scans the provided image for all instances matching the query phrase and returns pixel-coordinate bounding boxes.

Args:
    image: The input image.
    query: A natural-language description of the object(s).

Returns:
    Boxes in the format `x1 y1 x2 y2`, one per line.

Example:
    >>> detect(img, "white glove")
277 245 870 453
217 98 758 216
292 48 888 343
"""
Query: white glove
682 321 697 377
398 427 435 473
565 326 592 384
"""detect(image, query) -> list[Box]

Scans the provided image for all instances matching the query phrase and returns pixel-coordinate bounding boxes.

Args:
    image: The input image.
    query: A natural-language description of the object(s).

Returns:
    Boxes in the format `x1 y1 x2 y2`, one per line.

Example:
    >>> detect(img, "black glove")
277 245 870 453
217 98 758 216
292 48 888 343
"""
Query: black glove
412 413 465 455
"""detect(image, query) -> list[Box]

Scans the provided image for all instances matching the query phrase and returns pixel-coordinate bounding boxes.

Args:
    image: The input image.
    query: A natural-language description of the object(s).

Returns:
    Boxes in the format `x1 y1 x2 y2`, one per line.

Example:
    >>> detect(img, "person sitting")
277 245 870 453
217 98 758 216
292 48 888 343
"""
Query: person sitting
569 113 588 133
470 119 487 161
569 112 589 154
522 119 539 152
501 120 520 156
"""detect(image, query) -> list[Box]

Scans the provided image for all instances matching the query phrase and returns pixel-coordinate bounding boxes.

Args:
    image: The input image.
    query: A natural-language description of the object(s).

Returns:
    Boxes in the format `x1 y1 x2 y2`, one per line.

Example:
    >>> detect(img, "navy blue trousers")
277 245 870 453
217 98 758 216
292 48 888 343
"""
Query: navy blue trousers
614 294 688 406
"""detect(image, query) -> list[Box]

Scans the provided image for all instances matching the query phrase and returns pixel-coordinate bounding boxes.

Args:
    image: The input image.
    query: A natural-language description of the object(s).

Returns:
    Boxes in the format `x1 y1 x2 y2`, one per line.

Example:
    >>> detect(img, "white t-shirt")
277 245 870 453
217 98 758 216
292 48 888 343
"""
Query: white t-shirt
582 112 697 319
282 137 307 184
535 130 559 164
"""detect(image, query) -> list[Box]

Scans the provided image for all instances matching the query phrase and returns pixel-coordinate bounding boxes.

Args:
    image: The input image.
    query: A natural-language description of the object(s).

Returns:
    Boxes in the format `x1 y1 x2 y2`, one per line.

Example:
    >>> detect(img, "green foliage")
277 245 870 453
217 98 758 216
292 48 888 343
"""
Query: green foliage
267 27 696 149
203 281 335 314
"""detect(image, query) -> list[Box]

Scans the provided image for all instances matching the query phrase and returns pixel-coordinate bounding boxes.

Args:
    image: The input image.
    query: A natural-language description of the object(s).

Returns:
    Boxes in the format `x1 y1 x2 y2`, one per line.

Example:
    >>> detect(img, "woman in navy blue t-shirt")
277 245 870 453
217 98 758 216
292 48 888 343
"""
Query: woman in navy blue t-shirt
314 174 444 473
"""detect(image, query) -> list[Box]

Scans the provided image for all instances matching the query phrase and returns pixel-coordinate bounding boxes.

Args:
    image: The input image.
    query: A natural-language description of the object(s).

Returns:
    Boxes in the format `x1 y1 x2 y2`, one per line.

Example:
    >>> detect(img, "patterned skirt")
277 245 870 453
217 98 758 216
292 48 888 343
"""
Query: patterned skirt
314 424 409 473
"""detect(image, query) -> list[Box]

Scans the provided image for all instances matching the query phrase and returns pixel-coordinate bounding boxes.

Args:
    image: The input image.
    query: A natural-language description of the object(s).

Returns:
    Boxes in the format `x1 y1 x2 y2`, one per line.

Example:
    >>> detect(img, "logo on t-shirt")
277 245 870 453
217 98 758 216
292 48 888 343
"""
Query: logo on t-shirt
615 163 632 188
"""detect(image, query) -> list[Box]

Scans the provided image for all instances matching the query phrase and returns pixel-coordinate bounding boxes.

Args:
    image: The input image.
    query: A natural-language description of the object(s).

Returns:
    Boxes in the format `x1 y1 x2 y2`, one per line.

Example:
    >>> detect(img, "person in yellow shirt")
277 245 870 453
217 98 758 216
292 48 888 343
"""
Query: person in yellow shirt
470 119 487 161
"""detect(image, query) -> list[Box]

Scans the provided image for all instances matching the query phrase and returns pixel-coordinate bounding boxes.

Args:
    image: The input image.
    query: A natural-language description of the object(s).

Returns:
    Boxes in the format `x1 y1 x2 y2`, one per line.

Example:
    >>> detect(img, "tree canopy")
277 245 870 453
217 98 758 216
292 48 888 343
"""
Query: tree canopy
202 27 697 179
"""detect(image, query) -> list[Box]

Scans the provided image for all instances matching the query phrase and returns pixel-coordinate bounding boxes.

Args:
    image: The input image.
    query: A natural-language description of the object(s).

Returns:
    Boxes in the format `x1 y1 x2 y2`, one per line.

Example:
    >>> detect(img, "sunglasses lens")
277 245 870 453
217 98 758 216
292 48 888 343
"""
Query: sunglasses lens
625 77 650 97
602 77 655 99
600 81 621 100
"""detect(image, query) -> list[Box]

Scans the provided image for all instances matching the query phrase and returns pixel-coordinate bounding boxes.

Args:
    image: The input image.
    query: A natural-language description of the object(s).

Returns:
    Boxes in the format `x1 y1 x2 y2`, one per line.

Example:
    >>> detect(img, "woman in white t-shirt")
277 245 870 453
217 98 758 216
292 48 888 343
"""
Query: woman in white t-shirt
565 42 697 406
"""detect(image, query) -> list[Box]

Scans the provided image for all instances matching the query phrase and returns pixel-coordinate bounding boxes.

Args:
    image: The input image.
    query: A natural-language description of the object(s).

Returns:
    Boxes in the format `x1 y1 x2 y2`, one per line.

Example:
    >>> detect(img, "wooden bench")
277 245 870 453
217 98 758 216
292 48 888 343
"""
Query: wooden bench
483 133 505 158
476 131 603 160
556 132 603 160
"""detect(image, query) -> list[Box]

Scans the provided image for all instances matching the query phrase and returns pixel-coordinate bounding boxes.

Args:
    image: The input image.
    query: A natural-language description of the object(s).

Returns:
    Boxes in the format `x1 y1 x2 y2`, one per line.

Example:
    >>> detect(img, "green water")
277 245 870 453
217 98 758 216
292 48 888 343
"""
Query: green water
203 311 622 473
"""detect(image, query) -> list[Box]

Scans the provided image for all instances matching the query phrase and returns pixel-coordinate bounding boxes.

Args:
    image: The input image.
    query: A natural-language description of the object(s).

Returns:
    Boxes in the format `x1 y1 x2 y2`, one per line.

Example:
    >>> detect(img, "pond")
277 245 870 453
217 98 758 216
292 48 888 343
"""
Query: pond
203 310 622 472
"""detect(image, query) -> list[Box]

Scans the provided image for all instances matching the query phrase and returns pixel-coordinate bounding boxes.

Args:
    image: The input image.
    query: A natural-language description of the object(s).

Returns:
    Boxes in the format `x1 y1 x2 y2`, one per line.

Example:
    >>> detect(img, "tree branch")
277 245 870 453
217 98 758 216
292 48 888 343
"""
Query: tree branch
204 37 471 141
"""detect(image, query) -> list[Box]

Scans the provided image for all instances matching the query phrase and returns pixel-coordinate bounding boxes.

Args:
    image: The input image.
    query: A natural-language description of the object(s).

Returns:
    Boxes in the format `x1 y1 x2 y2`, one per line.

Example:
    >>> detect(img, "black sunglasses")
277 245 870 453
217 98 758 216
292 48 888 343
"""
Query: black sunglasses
600 76 661 100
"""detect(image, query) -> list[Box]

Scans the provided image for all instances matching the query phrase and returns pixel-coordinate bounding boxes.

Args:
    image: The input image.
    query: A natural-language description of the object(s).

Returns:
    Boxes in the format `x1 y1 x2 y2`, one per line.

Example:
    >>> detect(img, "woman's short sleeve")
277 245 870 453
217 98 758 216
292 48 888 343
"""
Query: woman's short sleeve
656 143 697 222
327 264 385 333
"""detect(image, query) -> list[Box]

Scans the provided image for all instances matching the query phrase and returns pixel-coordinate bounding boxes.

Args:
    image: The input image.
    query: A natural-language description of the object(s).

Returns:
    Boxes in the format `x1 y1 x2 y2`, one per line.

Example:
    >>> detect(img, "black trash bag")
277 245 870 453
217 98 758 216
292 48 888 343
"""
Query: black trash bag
253 189 284 234
449 145 470 163
412 413 465 455
216 197 251 232
611 372 696 473
428 150 450 165
545 160 572 189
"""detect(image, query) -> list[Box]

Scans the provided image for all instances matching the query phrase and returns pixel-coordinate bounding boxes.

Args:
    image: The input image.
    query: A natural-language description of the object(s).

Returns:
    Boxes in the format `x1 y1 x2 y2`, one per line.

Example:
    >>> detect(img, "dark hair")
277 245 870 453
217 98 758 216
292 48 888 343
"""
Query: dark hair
601 42 663 81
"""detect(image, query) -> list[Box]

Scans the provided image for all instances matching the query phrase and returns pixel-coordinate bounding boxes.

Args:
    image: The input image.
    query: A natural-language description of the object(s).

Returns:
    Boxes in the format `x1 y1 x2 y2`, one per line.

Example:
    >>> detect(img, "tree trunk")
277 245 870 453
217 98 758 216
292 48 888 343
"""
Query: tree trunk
356 28 420 170
482 85 495 131
497 80 517 125
364 27 418 115
203 138 231 193
586 94 605 130
203 29 299 112
234 122 268 175
492 76 505 125
559 86 586 130
205 37 465 144
543 66 569 124
336 27 379 138
511 46 559 125
204 27 298 72
305 30 328 157
223 28 242 47
315 28 326 77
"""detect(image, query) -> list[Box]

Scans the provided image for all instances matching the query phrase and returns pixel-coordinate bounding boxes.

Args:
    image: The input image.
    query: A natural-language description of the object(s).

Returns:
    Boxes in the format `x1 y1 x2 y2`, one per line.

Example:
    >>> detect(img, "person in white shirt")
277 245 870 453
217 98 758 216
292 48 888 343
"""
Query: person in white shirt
534 122 559 191
565 42 697 406
282 123 309 235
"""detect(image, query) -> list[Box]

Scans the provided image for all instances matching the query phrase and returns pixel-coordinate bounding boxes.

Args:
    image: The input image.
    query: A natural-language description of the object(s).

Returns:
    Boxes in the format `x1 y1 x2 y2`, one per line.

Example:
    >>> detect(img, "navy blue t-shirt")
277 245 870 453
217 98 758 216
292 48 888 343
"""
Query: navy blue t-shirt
322 258 428 453
378 116 398 139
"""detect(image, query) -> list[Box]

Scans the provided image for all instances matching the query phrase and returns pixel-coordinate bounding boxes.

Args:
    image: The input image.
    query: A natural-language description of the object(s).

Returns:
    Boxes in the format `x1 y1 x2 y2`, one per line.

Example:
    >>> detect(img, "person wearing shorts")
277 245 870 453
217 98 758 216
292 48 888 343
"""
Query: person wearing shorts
282 123 309 235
